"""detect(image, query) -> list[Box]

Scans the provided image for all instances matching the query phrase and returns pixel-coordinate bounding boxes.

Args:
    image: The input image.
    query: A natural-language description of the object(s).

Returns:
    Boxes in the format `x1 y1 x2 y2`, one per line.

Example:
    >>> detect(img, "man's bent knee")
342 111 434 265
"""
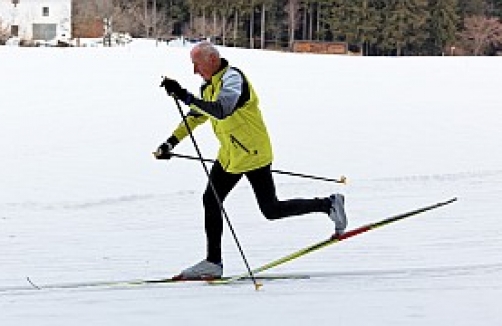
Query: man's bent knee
261 207 282 220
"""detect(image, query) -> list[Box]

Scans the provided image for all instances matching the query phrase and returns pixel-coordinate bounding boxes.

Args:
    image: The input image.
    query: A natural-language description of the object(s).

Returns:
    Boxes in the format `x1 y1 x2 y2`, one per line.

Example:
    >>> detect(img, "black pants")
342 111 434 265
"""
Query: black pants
203 161 330 264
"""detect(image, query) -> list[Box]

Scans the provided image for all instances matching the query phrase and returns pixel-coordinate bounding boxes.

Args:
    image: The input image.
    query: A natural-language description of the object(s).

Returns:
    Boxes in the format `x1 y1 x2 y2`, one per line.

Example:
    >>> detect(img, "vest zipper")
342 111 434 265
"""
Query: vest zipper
230 134 251 154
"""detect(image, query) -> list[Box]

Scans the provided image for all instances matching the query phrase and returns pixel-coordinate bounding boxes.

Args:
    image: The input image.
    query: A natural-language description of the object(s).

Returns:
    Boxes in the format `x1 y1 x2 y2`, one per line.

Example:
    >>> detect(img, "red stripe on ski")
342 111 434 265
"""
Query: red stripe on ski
332 226 372 241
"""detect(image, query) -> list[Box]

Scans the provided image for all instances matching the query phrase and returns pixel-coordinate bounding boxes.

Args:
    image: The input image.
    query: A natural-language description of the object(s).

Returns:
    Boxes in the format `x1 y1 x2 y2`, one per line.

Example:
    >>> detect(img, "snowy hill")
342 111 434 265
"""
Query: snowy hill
1 41 501 325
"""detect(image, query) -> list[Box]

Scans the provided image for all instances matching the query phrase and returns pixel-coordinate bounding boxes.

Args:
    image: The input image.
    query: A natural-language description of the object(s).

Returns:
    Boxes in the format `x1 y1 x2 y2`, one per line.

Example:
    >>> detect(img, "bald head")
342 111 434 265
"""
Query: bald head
190 41 222 81
191 41 220 60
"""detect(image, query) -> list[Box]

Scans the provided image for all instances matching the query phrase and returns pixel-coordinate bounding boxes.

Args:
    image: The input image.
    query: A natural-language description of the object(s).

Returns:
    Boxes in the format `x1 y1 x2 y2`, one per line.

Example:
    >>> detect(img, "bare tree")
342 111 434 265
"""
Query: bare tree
115 0 171 38
261 2 266 48
257 0 275 49
217 0 234 45
73 0 130 38
128 0 153 37
0 17 10 44
73 0 171 39
459 15 502 55
187 0 214 38
286 0 300 50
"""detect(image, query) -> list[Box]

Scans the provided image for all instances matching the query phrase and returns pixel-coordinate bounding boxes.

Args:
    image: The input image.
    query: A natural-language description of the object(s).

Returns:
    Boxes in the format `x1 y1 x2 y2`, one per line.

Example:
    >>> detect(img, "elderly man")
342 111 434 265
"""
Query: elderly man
157 41 347 279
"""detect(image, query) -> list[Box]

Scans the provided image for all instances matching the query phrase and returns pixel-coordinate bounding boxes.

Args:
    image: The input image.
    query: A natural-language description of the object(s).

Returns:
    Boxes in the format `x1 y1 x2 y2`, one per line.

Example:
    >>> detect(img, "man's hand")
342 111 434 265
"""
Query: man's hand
154 141 174 160
160 77 192 105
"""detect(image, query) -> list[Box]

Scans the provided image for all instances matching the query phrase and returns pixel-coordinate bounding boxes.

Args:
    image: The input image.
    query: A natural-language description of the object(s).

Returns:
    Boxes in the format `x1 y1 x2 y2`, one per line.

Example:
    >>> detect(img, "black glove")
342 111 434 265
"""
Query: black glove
160 77 193 105
154 136 179 160
155 142 173 160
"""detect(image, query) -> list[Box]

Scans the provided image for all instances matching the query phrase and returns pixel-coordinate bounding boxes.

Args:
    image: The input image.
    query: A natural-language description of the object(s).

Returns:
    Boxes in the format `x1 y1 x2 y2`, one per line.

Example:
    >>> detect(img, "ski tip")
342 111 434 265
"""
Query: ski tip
442 197 458 205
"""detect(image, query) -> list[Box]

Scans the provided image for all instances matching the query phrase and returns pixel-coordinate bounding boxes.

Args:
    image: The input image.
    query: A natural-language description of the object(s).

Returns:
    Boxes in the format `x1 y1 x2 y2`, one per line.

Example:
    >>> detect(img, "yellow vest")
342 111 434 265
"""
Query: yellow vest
172 66 273 173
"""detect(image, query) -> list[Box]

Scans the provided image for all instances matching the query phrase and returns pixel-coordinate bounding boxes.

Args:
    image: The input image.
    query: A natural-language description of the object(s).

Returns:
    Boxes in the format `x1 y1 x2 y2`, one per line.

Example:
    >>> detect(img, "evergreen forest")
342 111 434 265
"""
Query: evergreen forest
73 0 502 55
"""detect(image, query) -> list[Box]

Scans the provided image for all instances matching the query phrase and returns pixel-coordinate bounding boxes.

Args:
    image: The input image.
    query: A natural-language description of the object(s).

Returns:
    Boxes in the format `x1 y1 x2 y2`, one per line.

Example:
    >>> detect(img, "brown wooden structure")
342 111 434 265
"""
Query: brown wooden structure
293 41 348 55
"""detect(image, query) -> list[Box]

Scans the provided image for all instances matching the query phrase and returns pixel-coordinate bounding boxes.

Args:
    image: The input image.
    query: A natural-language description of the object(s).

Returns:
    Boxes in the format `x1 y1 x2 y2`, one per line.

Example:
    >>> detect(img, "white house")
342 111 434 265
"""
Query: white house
0 0 71 41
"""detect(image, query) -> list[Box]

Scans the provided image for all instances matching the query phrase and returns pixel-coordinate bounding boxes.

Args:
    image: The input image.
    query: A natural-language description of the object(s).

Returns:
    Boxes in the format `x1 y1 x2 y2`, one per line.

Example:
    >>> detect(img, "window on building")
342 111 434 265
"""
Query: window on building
11 25 19 37
42 7 49 17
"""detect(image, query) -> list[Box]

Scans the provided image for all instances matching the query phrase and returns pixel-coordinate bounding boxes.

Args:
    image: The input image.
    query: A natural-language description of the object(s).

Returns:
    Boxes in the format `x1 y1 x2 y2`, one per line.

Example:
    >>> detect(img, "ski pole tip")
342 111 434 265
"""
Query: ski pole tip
340 176 347 184
255 282 263 291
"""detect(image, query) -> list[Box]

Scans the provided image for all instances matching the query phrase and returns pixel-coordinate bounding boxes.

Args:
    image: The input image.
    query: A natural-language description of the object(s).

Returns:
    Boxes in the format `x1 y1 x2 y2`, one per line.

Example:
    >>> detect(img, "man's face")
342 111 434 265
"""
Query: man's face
191 49 215 81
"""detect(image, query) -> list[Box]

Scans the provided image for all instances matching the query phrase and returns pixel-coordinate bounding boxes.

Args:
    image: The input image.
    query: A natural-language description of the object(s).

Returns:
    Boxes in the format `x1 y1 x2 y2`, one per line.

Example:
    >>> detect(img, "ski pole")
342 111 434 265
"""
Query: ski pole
168 96 262 290
169 152 347 184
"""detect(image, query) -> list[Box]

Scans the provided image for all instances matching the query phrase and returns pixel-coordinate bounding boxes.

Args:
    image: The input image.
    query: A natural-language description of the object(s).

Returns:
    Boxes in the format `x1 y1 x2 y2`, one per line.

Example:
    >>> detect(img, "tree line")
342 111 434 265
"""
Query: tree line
73 0 502 55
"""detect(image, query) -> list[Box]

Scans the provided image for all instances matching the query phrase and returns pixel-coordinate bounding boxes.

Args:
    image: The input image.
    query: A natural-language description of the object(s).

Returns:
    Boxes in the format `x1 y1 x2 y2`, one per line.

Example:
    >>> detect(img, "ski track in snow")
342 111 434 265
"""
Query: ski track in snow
1 171 501 325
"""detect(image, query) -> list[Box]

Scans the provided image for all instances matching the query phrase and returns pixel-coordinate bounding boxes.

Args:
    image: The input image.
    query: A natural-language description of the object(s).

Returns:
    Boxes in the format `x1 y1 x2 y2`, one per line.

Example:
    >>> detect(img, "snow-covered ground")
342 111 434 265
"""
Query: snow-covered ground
1 40 501 325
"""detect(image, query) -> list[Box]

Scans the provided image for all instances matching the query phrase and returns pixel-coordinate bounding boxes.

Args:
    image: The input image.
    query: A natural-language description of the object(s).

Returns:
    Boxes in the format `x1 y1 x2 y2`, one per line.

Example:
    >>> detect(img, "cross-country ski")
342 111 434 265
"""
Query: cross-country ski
210 198 457 285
